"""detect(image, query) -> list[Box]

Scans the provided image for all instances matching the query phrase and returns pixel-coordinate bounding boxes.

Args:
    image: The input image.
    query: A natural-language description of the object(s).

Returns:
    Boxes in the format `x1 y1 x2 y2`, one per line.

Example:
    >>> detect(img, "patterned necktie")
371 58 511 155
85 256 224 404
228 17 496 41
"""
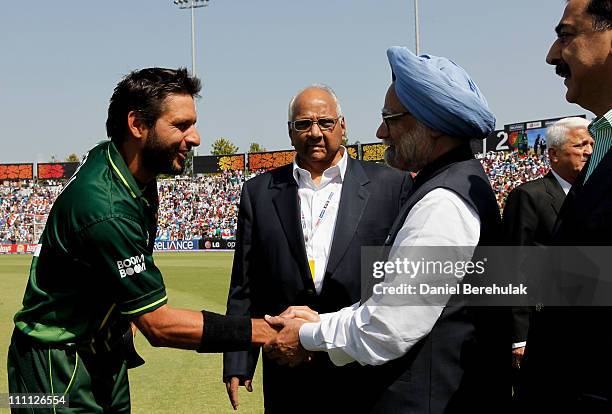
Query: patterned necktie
583 112 612 183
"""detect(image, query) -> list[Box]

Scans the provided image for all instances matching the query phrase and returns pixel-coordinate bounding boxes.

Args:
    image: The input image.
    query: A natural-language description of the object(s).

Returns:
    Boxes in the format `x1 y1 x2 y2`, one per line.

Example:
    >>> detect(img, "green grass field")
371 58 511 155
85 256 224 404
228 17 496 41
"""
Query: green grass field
0 252 265 413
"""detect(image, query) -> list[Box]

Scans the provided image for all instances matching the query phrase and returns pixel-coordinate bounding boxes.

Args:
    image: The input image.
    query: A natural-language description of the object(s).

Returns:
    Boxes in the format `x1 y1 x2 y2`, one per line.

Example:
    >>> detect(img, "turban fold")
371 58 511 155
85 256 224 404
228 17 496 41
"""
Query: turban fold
387 46 495 140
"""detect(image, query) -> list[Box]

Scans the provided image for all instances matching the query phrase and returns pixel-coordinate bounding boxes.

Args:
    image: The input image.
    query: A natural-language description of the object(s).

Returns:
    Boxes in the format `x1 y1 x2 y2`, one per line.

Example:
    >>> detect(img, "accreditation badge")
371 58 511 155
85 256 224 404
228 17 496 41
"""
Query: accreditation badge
308 258 315 281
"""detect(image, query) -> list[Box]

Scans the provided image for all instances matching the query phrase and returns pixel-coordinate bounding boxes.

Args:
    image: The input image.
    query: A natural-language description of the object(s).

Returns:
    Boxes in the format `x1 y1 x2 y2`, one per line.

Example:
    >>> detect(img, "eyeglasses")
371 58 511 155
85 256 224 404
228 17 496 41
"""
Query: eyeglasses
382 111 410 129
288 116 341 132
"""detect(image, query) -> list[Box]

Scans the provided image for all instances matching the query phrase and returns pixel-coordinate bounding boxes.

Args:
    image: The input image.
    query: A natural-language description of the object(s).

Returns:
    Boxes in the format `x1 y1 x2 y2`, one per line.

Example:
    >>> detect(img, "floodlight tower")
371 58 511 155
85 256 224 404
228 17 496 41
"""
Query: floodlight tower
172 0 210 78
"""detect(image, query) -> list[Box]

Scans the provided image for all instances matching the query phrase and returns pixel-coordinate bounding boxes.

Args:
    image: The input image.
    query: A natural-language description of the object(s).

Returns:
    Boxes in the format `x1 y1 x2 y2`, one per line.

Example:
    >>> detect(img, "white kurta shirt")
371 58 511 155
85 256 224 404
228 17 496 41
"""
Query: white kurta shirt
292 148 348 294
300 187 481 366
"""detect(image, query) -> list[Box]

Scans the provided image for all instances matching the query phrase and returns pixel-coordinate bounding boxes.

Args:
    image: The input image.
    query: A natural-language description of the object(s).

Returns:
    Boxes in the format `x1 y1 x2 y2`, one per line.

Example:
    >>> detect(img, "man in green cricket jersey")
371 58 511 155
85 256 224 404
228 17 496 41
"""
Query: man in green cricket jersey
7 68 276 413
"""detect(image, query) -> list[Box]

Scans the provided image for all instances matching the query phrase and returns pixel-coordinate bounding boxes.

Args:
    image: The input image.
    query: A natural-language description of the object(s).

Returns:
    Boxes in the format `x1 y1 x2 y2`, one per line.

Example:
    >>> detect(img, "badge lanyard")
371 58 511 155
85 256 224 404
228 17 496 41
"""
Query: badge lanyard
300 191 335 244
300 191 335 281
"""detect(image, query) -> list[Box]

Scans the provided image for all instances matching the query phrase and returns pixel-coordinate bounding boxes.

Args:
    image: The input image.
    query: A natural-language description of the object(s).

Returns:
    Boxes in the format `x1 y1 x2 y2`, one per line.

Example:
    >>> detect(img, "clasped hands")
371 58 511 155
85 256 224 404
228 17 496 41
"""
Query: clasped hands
263 305 320 367
225 306 319 410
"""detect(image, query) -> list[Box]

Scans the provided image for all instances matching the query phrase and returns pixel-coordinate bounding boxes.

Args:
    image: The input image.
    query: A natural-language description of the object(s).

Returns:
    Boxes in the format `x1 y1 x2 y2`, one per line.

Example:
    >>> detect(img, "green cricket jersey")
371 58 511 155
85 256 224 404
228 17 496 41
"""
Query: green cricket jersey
14 140 168 348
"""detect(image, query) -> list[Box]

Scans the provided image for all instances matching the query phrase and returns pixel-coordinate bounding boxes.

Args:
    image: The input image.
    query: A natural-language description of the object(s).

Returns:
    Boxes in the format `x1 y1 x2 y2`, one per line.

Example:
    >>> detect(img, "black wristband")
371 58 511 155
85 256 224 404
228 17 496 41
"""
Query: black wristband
198 311 251 353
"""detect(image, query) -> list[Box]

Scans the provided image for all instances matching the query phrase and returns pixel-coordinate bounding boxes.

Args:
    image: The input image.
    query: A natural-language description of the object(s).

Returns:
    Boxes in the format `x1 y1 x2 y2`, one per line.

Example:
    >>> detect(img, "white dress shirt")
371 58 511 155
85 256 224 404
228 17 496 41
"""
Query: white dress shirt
300 188 481 366
292 148 348 294
550 168 572 195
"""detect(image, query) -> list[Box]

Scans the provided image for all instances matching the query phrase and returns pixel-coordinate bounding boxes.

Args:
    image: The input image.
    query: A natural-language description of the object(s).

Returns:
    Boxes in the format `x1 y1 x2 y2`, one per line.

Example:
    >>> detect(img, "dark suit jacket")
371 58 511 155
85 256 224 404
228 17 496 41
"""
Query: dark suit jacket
522 150 612 411
223 157 411 413
502 171 566 343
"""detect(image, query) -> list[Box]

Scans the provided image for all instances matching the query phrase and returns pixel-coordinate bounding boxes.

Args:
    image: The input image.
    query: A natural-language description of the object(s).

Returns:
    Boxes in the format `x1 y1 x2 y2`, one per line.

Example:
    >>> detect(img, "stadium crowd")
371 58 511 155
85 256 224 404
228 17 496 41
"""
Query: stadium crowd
156 170 248 241
0 181 63 244
477 151 549 209
0 151 549 243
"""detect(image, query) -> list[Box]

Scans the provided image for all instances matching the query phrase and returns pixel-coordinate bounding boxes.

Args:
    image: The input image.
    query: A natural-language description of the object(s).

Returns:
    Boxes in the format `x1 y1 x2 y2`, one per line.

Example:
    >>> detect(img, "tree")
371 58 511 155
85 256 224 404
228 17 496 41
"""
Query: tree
341 136 349 146
184 149 194 176
158 150 194 179
65 153 80 162
211 138 239 155
248 142 266 153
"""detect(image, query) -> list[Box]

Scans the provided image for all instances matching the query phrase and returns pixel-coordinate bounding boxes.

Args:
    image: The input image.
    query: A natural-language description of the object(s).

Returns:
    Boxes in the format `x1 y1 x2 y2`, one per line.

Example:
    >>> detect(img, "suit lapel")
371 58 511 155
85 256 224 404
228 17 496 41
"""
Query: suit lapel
325 158 370 275
544 171 565 215
271 167 313 288
555 151 612 236
573 150 612 213
555 157 589 234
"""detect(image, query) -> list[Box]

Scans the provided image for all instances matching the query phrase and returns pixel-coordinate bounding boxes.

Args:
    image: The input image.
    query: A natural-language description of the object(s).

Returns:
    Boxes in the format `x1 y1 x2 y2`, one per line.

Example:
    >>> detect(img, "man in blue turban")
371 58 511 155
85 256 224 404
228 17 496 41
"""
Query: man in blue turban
264 47 509 413
381 46 495 171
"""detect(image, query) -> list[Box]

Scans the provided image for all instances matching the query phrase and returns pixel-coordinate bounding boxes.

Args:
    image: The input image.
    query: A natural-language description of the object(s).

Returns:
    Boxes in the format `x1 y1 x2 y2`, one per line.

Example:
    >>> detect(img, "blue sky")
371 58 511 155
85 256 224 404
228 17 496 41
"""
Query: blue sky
0 0 586 163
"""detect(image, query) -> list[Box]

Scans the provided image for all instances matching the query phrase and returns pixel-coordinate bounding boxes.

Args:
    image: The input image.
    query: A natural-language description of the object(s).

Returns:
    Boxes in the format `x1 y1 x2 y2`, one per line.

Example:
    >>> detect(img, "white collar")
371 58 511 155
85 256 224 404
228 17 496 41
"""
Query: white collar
292 146 348 187
550 168 572 195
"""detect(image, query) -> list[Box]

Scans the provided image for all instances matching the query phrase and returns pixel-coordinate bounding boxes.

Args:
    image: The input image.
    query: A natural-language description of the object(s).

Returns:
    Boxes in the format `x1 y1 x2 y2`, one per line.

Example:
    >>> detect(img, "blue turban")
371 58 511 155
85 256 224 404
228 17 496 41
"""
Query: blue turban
387 46 495 139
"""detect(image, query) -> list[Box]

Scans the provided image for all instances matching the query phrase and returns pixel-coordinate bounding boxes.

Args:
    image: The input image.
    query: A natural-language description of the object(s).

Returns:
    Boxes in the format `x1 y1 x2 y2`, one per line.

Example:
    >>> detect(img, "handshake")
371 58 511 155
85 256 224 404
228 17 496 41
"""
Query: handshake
225 306 320 410
264 305 320 366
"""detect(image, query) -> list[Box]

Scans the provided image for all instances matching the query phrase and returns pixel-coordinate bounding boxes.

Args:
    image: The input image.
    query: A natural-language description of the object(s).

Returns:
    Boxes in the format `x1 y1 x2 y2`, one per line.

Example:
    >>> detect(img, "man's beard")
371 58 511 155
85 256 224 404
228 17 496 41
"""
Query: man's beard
142 128 184 176
384 120 435 172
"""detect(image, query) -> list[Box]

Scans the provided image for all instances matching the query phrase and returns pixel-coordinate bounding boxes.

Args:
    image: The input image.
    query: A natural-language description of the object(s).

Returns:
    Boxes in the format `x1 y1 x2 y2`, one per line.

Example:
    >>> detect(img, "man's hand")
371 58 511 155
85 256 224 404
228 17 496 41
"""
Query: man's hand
278 306 320 322
263 315 310 367
251 318 279 345
224 376 252 410
512 346 525 369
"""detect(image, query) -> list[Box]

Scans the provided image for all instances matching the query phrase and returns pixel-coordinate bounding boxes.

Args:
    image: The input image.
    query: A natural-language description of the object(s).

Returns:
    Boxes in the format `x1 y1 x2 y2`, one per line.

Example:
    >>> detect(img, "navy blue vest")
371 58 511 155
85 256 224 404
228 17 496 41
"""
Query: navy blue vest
356 145 509 413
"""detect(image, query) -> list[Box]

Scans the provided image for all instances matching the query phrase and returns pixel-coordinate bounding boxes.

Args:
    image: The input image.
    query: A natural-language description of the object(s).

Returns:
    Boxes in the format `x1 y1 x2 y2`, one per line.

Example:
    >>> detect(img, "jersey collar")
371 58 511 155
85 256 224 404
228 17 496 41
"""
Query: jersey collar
105 141 142 199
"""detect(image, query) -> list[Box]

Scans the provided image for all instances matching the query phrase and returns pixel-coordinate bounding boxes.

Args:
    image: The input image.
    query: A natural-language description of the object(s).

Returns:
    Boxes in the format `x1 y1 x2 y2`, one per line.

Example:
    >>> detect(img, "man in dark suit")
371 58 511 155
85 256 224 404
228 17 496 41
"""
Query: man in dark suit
503 117 593 373
223 84 410 412
520 0 612 411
